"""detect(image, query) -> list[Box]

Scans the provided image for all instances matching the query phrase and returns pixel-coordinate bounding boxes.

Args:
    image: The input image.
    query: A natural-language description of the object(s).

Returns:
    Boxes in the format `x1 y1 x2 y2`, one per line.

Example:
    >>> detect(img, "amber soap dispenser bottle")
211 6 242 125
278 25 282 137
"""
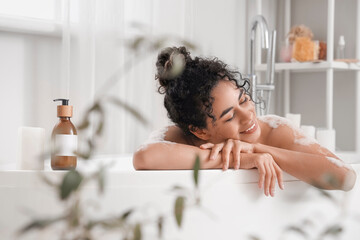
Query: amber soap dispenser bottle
51 99 78 170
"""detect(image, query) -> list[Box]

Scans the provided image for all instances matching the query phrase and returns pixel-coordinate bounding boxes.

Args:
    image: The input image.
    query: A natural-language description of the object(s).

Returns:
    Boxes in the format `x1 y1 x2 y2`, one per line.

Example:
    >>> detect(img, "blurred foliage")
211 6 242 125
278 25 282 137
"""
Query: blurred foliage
19 24 202 239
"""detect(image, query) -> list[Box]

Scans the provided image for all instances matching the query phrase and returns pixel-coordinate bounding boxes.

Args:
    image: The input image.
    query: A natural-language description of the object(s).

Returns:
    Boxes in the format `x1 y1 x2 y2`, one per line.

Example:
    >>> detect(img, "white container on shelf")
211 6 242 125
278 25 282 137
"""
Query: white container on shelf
336 35 345 59
17 127 45 170
300 125 316 139
285 113 301 128
316 128 336 152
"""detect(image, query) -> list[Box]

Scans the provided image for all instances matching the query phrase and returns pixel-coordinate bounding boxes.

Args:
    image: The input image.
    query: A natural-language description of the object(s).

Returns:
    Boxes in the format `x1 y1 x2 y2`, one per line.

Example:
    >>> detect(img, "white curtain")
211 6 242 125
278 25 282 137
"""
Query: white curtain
63 0 172 155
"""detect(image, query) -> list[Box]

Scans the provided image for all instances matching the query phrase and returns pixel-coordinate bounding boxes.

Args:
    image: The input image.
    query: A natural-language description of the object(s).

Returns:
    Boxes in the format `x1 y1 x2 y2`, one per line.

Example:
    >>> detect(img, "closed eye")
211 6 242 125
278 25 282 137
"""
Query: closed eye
226 97 248 122
240 96 248 104
226 114 235 122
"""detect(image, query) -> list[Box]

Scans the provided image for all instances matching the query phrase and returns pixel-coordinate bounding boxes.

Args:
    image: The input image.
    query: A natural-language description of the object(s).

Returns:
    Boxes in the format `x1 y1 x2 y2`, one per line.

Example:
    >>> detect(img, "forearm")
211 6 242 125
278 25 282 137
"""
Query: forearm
254 143 356 191
133 142 226 170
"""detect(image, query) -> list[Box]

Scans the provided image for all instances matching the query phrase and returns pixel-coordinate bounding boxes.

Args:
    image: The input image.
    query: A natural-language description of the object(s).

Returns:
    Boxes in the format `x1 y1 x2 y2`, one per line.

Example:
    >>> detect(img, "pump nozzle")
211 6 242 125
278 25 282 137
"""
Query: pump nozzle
53 99 72 117
53 99 69 105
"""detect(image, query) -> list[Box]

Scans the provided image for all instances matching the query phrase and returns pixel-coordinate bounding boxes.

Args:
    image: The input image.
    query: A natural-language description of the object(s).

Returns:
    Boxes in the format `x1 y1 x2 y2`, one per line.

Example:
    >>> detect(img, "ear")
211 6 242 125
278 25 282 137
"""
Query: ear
189 125 211 141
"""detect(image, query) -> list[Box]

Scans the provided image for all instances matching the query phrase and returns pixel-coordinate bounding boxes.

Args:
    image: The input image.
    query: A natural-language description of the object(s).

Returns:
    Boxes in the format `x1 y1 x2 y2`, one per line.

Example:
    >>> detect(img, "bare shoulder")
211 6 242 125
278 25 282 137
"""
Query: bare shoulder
259 115 294 148
164 125 190 145
260 115 335 157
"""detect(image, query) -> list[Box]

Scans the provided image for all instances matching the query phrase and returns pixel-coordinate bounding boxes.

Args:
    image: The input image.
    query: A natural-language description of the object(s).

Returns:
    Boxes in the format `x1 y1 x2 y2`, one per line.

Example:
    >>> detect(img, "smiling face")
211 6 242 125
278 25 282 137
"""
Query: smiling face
192 80 262 144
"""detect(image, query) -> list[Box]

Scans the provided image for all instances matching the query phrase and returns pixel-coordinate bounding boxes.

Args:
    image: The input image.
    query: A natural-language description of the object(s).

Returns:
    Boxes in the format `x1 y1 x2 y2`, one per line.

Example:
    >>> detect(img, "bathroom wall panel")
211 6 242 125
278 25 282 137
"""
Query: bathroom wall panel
0 33 26 165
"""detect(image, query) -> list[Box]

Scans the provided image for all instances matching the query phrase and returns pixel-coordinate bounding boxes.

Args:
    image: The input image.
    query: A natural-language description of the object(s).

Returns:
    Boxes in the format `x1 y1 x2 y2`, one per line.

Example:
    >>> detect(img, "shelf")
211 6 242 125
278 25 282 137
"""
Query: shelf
0 14 61 37
255 61 360 72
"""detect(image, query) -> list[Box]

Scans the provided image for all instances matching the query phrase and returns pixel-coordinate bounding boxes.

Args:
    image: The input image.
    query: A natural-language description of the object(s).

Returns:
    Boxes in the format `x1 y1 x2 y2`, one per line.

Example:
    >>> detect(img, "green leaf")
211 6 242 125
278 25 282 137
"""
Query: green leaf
98 166 105 194
320 224 343 237
157 216 163 238
181 40 197 50
96 120 104 136
75 150 91 160
133 223 142 240
89 102 101 112
75 139 94 160
247 235 261 240
174 196 185 228
68 199 81 227
170 185 185 191
96 219 123 230
18 216 65 235
77 102 100 130
322 173 341 188
130 36 145 50
121 209 133 220
318 189 338 205
60 170 83 200
284 225 308 238
77 118 90 130
193 155 200 187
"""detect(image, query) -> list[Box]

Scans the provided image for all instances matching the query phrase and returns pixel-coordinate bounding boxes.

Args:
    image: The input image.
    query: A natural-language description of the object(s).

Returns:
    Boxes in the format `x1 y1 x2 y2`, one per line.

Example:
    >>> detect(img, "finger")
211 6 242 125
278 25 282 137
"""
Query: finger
264 163 272 197
209 144 223 161
233 142 241 170
200 143 215 149
273 162 284 190
222 141 233 170
269 163 277 197
257 164 266 189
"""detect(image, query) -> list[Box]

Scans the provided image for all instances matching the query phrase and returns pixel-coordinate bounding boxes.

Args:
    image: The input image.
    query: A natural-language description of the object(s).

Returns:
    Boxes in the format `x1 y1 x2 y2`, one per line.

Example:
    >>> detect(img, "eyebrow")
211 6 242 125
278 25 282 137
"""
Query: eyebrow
219 89 244 119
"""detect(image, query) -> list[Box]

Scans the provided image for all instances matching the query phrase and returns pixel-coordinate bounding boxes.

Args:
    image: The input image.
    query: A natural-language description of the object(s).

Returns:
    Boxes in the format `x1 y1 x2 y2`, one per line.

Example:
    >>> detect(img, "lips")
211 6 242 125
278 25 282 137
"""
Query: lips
240 121 258 134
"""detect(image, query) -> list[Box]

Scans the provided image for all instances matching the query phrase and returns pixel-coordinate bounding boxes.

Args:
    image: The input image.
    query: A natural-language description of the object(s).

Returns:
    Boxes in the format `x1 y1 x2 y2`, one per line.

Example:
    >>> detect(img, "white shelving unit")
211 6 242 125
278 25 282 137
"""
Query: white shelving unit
256 61 360 72
254 0 360 153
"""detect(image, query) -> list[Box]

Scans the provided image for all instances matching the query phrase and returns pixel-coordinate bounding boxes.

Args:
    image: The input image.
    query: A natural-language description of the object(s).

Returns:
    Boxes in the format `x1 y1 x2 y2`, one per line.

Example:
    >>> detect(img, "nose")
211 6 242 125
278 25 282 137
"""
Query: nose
234 106 253 125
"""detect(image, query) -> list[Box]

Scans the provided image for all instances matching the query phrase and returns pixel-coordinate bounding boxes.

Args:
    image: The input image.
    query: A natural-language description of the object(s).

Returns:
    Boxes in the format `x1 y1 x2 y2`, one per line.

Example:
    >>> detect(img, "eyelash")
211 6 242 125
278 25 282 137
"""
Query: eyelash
226 96 248 122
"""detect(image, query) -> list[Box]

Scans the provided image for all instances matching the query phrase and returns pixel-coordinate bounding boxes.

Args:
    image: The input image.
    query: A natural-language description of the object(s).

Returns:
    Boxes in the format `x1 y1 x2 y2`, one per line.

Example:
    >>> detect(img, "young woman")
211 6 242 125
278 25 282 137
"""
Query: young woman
133 46 356 197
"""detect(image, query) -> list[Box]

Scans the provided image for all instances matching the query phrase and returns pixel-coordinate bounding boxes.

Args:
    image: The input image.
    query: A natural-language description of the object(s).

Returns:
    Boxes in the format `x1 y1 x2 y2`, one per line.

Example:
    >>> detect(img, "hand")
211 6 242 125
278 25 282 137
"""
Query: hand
254 153 284 197
200 139 254 171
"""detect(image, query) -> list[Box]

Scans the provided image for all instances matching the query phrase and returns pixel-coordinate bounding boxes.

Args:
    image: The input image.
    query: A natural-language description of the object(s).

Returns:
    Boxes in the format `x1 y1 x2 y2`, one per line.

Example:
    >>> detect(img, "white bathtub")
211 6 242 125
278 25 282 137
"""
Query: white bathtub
0 154 359 240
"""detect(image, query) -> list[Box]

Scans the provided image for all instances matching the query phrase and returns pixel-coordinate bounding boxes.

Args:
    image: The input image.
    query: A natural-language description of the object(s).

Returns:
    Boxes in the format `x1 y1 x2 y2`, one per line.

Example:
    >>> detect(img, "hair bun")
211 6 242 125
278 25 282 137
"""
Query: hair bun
155 46 191 92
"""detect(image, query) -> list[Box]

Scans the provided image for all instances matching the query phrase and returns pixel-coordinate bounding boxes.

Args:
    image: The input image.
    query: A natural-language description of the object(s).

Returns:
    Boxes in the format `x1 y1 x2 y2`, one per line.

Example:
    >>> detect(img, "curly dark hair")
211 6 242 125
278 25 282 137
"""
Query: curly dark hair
155 46 252 136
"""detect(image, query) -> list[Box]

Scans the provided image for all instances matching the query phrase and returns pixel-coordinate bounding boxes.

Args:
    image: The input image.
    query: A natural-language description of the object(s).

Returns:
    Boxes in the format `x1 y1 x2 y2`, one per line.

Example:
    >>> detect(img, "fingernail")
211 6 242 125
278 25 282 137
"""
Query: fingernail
271 188 275 197
265 189 269 196
281 183 285 190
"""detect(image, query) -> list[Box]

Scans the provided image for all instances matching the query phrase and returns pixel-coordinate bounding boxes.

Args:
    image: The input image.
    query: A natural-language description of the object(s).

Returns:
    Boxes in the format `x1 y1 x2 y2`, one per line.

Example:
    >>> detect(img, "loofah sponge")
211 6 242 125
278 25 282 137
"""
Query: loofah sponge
292 37 315 62
287 25 314 45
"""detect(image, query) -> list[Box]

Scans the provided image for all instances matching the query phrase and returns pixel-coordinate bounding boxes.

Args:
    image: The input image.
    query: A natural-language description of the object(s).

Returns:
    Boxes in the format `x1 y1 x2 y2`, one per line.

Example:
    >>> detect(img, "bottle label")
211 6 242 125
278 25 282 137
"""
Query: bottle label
55 134 78 156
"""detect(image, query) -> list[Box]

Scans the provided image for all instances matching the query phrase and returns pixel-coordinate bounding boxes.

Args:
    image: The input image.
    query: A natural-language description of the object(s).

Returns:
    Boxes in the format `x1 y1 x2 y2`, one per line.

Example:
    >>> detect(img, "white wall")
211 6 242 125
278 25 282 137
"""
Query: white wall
0 0 248 166
0 31 61 165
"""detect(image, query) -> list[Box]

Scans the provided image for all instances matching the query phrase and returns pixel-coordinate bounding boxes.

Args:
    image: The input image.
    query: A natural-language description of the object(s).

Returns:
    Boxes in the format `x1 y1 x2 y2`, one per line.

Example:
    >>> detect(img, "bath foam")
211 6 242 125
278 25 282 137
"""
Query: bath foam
137 125 176 151
326 156 353 170
258 115 318 146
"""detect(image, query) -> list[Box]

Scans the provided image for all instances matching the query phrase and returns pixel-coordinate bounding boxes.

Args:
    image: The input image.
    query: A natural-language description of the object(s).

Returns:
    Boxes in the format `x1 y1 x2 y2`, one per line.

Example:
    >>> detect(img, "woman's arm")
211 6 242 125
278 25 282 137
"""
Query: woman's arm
254 143 356 191
133 126 224 169
133 142 223 170
254 124 357 191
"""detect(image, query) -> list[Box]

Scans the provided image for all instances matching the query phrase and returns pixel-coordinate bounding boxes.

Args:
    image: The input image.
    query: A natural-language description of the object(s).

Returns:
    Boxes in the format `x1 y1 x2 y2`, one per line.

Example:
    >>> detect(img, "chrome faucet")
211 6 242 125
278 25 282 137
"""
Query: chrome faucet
248 15 276 116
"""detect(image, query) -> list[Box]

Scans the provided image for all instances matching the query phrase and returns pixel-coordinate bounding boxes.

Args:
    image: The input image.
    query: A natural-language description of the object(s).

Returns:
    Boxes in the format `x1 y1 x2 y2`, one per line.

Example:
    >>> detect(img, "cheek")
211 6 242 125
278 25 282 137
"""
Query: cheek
213 123 241 141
